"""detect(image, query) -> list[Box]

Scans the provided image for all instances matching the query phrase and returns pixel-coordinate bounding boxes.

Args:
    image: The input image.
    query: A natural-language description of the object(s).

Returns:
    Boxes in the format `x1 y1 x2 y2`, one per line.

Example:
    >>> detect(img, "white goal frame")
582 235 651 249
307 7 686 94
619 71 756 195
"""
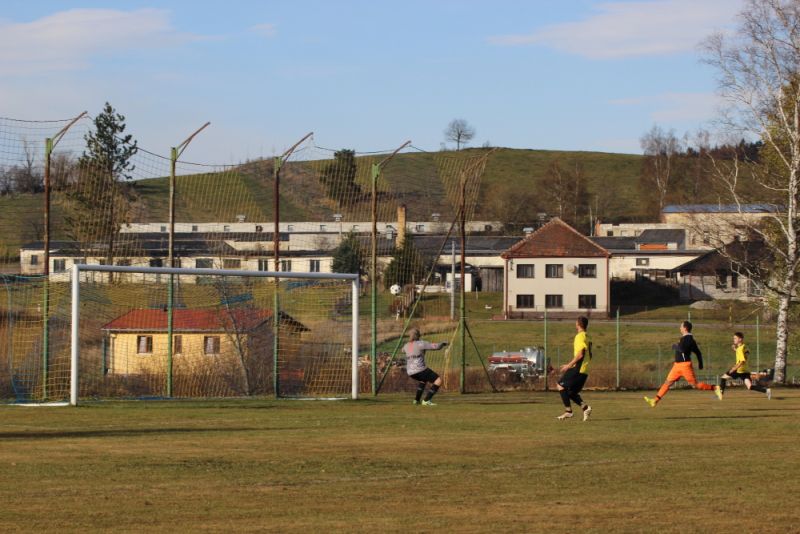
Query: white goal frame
70 264 360 405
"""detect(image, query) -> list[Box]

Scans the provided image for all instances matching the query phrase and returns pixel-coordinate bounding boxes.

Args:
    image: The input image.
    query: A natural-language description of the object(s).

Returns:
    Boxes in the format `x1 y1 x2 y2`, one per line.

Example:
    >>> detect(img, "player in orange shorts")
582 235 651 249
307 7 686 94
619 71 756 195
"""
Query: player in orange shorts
644 321 715 407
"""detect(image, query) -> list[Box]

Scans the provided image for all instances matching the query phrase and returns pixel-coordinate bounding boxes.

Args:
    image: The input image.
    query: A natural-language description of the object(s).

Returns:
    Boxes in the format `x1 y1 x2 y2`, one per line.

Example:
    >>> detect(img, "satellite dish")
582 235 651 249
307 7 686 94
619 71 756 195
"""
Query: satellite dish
567 264 577 274
390 284 402 295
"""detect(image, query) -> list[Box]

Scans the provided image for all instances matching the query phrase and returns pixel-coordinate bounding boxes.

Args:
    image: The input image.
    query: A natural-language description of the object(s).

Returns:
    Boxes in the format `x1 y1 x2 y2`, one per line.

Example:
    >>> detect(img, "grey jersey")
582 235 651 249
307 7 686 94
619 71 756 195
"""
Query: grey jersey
404 340 443 376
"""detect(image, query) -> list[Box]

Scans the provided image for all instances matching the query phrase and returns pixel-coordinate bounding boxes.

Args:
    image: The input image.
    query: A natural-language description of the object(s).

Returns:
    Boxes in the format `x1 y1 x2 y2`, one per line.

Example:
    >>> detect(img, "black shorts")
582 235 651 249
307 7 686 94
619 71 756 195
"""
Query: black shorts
558 368 588 392
724 372 751 381
410 368 439 383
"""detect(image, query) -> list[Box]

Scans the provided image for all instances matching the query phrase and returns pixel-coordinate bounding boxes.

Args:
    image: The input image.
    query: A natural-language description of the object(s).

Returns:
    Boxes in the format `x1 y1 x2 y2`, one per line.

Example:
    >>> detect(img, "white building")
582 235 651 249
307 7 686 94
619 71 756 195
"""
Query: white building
501 218 610 318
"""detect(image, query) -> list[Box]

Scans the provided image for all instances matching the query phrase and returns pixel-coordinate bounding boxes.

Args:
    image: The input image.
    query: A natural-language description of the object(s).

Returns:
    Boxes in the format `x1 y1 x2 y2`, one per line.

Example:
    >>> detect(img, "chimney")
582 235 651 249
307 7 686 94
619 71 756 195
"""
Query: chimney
396 204 407 248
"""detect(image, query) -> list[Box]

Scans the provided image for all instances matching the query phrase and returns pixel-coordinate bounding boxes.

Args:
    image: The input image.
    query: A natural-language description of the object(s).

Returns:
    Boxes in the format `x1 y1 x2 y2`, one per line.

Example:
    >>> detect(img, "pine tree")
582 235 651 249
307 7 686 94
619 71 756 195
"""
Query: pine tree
383 239 428 289
332 231 365 275
65 102 138 272
319 149 362 205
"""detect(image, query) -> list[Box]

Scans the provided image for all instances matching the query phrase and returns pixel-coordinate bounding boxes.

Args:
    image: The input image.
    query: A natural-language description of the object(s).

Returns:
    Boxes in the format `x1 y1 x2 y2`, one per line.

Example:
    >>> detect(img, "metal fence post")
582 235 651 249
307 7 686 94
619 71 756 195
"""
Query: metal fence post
615 307 620 390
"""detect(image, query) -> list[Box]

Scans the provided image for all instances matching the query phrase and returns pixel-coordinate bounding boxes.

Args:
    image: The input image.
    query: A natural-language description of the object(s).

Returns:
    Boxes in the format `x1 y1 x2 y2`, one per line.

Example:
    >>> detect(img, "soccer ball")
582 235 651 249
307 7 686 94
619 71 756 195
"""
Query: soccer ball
389 284 401 295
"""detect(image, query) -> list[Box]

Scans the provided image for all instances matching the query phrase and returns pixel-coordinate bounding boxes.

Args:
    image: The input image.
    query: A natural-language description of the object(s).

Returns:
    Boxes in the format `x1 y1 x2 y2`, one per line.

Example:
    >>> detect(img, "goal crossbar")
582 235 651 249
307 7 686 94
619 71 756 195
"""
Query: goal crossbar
70 264 360 405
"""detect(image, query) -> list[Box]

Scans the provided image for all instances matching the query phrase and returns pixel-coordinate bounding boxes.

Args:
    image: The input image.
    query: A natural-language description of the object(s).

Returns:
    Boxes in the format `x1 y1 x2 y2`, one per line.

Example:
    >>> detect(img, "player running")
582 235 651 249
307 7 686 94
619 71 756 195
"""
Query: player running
556 316 592 421
403 328 447 406
716 331 771 400
645 320 715 407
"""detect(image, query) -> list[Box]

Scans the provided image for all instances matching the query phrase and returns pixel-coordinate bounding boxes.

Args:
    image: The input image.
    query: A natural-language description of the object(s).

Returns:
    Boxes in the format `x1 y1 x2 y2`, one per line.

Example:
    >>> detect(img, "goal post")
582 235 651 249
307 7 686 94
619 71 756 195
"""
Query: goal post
69 264 360 405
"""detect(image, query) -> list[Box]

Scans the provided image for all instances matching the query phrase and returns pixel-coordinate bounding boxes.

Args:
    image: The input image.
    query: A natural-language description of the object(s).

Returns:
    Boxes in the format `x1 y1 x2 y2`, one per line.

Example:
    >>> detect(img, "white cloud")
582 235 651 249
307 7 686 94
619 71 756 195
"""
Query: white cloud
610 92 721 122
0 8 204 76
488 0 743 59
250 23 277 38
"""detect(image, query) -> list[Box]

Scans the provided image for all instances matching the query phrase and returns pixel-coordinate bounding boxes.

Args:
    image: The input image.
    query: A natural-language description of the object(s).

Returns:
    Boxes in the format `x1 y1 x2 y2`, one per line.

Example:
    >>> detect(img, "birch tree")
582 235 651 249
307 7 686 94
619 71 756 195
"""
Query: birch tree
702 0 800 383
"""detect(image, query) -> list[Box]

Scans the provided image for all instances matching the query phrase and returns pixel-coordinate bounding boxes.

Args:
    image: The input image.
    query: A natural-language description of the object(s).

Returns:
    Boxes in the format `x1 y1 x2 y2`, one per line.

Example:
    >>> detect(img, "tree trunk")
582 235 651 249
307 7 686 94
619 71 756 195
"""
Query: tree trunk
774 290 790 383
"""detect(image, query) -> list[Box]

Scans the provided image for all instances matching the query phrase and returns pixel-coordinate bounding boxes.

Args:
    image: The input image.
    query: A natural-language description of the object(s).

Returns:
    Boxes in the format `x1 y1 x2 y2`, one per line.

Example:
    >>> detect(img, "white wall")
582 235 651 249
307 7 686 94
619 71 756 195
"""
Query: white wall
505 258 609 315
609 253 700 280
121 221 502 235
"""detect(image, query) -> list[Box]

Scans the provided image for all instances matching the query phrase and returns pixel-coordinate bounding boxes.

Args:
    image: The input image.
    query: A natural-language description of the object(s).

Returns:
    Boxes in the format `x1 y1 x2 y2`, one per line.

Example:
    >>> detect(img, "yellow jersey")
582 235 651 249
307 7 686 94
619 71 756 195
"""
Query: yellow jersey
573 331 591 374
735 343 750 374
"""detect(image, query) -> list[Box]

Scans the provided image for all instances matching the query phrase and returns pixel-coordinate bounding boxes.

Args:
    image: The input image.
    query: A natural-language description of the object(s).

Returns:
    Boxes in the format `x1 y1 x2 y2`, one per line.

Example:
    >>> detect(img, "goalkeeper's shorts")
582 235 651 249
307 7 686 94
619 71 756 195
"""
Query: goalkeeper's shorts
410 368 439 383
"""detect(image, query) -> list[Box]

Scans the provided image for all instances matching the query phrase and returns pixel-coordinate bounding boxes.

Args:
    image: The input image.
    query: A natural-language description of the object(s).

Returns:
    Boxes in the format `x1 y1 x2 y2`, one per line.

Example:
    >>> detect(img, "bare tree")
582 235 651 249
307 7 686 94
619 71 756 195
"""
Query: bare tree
444 119 475 150
538 159 589 228
702 0 800 383
640 125 682 212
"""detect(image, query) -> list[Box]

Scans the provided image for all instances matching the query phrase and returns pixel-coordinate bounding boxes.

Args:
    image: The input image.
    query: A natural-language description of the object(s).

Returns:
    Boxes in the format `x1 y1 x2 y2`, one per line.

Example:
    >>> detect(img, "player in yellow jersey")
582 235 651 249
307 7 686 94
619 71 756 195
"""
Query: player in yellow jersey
716 332 770 400
556 316 592 421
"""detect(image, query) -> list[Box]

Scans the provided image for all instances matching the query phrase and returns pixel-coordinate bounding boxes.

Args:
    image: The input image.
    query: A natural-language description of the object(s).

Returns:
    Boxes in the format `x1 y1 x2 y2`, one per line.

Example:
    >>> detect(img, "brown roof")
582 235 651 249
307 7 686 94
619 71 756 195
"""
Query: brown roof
501 218 609 259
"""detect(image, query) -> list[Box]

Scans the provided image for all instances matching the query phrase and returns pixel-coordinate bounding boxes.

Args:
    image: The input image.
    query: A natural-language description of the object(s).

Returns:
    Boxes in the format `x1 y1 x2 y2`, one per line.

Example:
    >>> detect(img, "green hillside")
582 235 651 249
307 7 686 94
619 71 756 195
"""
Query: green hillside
0 148 644 264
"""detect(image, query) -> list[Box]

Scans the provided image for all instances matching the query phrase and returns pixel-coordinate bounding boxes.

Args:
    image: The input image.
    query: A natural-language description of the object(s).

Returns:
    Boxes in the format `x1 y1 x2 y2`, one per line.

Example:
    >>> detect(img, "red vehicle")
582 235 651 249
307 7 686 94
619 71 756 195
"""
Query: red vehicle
488 347 545 382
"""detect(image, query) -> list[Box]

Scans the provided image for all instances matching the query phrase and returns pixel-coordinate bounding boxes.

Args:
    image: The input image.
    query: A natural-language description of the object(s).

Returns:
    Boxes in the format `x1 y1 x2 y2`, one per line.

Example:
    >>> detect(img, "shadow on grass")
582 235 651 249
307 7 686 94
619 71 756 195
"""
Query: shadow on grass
0 426 289 440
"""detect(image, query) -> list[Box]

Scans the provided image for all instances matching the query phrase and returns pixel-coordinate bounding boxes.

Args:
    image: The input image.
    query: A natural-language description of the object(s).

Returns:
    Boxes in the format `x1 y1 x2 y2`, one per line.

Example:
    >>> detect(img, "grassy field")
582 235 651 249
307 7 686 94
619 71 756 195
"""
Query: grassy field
1 390 797 533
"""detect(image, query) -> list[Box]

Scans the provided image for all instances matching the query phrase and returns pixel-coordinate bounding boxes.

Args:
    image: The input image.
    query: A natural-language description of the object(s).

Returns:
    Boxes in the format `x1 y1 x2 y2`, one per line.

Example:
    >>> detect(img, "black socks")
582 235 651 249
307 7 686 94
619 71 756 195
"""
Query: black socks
424 384 440 402
415 382 426 402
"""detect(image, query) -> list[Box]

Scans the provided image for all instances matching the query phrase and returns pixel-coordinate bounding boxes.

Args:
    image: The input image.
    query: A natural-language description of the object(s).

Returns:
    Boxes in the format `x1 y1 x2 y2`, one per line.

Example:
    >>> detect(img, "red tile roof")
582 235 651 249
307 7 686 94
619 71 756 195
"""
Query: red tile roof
102 308 293 332
501 218 609 259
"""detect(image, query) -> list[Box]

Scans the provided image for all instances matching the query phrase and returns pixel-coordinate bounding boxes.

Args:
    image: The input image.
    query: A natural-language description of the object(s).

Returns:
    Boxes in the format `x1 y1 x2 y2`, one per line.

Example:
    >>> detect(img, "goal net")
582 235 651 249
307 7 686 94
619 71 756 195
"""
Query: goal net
14 264 359 405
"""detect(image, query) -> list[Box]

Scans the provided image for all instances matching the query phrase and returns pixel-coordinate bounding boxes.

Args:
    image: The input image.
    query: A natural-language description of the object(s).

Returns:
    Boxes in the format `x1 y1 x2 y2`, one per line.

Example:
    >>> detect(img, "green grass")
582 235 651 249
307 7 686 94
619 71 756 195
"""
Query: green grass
1 390 797 532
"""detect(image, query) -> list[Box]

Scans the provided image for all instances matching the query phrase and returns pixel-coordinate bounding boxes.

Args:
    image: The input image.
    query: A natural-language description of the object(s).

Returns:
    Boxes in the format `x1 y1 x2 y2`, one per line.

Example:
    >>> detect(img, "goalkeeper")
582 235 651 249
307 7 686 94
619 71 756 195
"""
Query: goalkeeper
404 328 447 406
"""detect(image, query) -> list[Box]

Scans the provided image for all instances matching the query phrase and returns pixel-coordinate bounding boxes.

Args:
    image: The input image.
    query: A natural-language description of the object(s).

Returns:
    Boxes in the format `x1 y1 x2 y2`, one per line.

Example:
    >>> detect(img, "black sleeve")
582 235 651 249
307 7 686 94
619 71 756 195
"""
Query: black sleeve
693 339 703 369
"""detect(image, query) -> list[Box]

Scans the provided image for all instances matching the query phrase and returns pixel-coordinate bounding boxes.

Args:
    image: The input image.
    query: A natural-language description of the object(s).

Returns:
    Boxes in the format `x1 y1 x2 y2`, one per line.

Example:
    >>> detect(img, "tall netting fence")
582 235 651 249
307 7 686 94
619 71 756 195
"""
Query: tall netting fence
458 315 787 392
2 115 791 402
3 268 356 402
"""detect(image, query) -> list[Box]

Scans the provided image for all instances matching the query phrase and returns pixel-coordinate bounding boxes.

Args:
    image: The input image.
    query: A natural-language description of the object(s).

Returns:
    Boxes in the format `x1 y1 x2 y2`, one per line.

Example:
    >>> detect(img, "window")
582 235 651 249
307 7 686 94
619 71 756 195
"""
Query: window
703 232 710 245
27 254 39 266
191 225 199 232
160 225 167 233
319 224 327 232
204 336 220 355
281 259 292 272
196 258 213 269
545 294 563 308
53 259 66 272
731 273 739 289
545 264 563 278
516 294 535 309
98 259 108 266
636 258 650 266
172 258 181 268
137 335 153 354
352 225 359 232
149 258 163 268
117 259 131 266
579 294 597 309
516 264 535 278
287 224 294 232
415 224 425 232
223 225 231 232
715 270 728 289
173 335 182 354
309 259 321 273
606 231 613 237
257 259 271 271
255 225 263 233
223 259 241 269
578 264 597 278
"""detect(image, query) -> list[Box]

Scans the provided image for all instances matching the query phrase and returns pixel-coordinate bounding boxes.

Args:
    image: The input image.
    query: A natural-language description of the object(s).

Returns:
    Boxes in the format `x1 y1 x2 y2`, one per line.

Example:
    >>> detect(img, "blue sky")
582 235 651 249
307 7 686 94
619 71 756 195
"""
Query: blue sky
0 0 743 163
